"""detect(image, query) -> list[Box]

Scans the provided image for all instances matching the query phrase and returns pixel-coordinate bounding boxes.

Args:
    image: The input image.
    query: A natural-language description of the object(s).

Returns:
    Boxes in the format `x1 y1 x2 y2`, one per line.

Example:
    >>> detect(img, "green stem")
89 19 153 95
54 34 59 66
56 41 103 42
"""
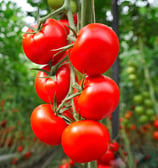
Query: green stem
37 0 75 31
87 161 97 168
50 55 68 75
121 128 136 168
65 0 75 30
57 92 81 114
81 0 93 27
37 6 65 30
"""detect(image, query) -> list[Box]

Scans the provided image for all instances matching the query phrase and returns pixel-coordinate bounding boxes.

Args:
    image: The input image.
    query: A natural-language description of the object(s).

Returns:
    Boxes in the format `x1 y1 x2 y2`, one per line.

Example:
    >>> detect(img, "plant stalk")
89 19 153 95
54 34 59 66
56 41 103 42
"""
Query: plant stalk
81 0 93 27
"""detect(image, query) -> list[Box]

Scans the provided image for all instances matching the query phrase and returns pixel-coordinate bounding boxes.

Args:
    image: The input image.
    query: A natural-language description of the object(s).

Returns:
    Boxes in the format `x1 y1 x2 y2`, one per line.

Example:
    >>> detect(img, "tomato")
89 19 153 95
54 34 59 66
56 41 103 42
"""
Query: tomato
153 131 158 140
97 165 112 168
146 109 154 116
128 74 137 81
139 115 148 124
75 75 120 120
31 104 67 145
35 64 70 104
142 91 150 98
144 99 153 107
47 0 77 13
61 120 110 163
109 141 119 153
124 111 133 119
59 163 69 168
135 106 144 115
73 14 77 26
133 95 143 104
47 0 64 9
17 146 23 152
130 124 136 130
97 150 115 165
154 119 158 129
24 152 32 159
12 158 18 165
69 23 119 75
126 66 136 74
23 19 68 65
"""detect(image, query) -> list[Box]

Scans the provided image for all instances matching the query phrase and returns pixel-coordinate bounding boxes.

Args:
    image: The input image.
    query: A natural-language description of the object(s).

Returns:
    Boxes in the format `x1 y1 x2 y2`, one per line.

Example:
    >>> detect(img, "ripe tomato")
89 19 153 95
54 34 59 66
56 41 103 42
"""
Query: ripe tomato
69 23 119 75
97 150 115 165
153 131 158 140
97 165 112 168
23 19 68 65
31 104 67 145
24 152 32 159
154 119 158 129
35 64 70 104
17 146 23 152
109 141 119 152
61 120 110 163
75 75 120 120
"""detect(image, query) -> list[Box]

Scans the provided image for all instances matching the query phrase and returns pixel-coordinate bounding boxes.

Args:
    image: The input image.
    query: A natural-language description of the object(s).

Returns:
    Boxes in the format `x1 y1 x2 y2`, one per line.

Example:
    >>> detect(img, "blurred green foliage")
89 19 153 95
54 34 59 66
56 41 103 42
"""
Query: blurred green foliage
0 0 158 167
0 0 42 133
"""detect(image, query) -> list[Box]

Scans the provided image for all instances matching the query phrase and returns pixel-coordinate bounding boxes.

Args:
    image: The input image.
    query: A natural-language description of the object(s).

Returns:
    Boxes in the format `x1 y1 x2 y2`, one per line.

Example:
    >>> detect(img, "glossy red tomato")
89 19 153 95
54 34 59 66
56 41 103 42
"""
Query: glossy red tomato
31 104 67 145
109 141 119 152
97 150 115 165
75 75 120 120
154 119 158 129
69 23 119 75
61 120 110 163
35 64 70 104
23 18 68 65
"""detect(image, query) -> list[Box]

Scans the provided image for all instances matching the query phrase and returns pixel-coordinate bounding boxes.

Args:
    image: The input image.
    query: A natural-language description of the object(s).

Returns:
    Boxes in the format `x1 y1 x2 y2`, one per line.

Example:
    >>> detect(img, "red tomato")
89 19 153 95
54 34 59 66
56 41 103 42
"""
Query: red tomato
24 152 32 159
31 104 67 145
154 119 158 129
35 64 70 104
97 165 112 168
97 150 115 165
12 158 18 165
59 163 72 168
75 75 120 120
61 120 110 163
18 146 23 152
153 131 158 140
73 14 77 26
59 19 70 34
59 163 68 168
69 23 119 75
109 141 119 152
23 19 68 65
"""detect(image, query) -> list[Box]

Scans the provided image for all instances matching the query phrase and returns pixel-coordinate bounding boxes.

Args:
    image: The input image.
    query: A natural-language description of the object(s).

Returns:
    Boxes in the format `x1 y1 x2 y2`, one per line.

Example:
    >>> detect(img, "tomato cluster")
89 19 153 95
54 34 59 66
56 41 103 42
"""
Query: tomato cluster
22 11 120 164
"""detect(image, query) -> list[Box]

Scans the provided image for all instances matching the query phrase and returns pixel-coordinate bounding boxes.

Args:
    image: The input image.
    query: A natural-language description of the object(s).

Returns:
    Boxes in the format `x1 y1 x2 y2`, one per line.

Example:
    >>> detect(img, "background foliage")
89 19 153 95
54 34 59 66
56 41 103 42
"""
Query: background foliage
0 0 158 167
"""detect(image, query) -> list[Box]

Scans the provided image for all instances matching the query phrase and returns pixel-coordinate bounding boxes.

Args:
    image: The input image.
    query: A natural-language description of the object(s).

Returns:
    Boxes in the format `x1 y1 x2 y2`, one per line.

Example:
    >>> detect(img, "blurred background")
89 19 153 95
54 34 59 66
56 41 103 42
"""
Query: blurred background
0 0 158 167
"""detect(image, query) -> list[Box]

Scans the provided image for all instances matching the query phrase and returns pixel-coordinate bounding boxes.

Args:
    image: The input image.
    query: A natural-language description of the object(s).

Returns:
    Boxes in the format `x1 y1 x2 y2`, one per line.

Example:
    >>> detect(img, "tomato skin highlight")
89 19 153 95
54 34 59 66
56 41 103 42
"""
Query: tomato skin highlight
69 23 119 75
22 19 68 65
31 104 67 145
35 64 70 104
75 75 120 120
61 120 110 163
